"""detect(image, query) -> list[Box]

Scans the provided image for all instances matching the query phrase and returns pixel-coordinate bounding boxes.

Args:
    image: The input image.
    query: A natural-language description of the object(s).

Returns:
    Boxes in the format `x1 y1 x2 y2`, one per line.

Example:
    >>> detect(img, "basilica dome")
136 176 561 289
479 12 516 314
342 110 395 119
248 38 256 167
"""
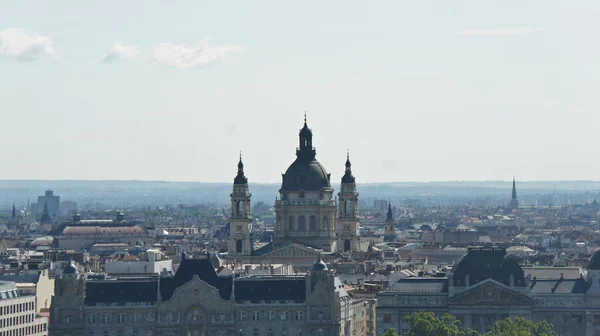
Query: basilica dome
281 118 331 192
282 159 330 192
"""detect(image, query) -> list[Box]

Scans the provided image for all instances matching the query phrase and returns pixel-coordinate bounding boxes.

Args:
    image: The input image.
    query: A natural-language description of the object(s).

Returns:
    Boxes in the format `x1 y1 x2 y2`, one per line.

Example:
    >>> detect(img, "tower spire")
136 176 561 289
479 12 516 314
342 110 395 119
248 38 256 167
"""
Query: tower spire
234 152 248 185
386 200 393 222
11 203 16 220
341 150 355 183
509 176 519 210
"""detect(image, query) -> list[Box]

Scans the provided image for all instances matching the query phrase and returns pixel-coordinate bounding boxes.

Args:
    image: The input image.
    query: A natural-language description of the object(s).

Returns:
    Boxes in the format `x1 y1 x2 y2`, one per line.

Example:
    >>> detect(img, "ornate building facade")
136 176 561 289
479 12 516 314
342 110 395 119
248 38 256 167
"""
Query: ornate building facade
377 247 600 336
229 117 361 262
49 255 367 336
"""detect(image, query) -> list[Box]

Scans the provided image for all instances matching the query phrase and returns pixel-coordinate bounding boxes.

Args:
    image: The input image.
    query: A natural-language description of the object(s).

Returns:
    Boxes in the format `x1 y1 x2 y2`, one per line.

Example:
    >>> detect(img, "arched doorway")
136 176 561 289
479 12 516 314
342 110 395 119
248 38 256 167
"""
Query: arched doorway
344 240 351 252
236 240 242 253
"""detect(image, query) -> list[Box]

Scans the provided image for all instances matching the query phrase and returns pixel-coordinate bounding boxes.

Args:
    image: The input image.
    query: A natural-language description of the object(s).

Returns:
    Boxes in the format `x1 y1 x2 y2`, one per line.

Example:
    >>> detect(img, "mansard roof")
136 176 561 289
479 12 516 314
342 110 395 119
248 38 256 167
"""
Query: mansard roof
83 253 311 305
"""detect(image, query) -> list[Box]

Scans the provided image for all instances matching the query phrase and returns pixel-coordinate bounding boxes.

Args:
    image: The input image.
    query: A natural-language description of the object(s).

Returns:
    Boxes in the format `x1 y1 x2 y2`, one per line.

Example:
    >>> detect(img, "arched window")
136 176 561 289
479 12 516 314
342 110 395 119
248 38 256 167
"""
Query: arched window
236 240 243 253
344 240 351 252
322 216 329 230
288 216 295 230
298 216 306 231
345 201 351 215
309 216 317 231
236 201 242 215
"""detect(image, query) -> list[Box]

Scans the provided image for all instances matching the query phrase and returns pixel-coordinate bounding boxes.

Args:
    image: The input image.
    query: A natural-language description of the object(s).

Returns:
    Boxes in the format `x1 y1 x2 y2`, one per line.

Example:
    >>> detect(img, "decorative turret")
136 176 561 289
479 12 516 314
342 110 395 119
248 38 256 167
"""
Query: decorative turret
234 153 248 185
297 113 317 162
312 255 328 271
341 150 355 184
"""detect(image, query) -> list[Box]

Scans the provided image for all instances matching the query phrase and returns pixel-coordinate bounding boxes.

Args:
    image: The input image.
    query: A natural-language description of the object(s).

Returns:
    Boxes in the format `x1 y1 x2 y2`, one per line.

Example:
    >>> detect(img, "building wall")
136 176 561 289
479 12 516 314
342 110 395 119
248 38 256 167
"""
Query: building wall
49 271 367 336
104 260 173 275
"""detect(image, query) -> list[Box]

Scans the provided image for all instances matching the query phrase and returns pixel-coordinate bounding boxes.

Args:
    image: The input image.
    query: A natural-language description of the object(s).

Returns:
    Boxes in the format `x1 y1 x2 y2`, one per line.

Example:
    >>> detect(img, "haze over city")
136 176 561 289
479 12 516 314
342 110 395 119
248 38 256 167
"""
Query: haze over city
2 0 599 183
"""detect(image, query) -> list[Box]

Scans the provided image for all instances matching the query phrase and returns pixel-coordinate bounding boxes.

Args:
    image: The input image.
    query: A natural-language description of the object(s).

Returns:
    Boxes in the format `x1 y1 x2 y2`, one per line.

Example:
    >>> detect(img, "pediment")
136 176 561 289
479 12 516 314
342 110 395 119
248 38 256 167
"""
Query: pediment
162 275 230 310
448 279 533 305
260 243 320 258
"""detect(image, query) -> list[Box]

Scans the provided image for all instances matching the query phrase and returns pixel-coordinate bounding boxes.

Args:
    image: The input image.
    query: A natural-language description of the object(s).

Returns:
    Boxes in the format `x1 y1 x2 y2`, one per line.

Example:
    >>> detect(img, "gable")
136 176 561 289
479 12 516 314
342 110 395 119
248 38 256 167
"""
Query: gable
448 280 533 306
260 244 320 258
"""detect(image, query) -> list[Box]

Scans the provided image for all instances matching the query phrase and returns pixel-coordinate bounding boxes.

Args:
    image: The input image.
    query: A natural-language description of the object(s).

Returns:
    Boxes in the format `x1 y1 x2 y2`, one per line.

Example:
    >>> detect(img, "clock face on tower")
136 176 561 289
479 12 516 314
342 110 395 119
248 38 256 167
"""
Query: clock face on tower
344 224 351 232
236 225 242 232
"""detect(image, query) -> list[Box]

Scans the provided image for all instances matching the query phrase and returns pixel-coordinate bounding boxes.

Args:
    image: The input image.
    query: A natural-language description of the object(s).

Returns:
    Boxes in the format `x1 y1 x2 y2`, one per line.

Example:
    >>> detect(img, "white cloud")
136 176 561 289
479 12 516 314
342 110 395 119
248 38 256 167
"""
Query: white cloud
0 28 56 61
457 27 539 36
97 42 140 64
152 40 242 69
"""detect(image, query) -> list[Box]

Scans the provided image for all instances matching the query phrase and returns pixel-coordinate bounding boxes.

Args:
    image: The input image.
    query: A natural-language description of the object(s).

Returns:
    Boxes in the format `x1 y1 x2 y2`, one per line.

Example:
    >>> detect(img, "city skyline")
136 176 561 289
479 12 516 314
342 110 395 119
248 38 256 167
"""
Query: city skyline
2 1 599 183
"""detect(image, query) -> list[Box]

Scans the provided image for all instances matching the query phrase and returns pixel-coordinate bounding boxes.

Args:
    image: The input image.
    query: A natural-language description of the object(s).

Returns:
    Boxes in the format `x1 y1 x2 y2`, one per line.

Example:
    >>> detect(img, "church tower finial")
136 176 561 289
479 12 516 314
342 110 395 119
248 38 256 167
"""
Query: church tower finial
11 203 16 220
234 152 248 185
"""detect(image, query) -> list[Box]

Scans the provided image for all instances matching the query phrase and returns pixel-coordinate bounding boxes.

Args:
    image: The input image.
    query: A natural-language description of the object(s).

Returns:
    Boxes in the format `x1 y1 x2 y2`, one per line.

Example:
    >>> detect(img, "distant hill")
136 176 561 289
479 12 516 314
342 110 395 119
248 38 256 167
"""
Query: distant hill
1 180 599 209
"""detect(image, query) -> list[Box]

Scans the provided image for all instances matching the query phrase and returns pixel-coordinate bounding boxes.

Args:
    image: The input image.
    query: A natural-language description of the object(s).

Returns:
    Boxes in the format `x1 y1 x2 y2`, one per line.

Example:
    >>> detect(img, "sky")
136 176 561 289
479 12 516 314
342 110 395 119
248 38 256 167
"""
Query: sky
1 1 599 184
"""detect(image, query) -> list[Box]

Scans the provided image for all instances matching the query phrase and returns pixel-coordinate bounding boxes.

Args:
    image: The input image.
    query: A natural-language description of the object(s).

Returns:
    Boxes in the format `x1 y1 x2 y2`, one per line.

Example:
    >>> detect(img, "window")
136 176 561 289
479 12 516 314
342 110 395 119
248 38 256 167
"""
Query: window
238 312 246 321
383 314 392 323
281 331 288 336
281 311 289 321
117 313 125 323
103 332 109 336
295 311 304 321
132 331 139 336
252 312 260 321
117 331 123 336
102 314 110 323
239 330 244 336
87 314 95 324
267 330 273 336
296 330 302 336
65 316 72 324
253 329 259 336
268 311 275 321
298 216 306 231
220 311 225 321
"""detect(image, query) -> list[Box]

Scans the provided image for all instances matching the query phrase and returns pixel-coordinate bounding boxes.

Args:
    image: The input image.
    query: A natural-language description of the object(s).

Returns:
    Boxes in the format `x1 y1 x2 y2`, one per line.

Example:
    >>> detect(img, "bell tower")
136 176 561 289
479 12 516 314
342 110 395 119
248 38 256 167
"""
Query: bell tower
229 153 253 256
337 151 360 252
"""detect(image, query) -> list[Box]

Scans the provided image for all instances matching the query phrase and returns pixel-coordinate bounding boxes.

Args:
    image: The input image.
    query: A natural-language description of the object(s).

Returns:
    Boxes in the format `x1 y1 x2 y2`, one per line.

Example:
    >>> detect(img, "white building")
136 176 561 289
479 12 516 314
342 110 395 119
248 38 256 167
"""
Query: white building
0 280 48 336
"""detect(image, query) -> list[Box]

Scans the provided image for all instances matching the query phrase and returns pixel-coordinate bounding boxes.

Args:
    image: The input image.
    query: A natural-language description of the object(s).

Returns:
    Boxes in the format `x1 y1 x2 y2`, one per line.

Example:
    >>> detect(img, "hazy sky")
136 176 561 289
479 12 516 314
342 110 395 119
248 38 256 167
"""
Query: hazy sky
1 1 599 184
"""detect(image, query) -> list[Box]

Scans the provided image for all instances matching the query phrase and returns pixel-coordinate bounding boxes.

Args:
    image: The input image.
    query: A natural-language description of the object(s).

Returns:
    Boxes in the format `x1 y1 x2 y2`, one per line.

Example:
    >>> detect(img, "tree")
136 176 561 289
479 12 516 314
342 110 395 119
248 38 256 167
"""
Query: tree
381 329 399 336
484 317 557 336
404 312 479 336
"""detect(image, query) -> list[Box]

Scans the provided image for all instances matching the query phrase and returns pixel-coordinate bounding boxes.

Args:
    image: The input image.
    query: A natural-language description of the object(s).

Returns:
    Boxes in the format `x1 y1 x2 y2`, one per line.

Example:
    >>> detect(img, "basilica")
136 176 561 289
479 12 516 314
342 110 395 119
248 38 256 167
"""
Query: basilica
228 117 361 265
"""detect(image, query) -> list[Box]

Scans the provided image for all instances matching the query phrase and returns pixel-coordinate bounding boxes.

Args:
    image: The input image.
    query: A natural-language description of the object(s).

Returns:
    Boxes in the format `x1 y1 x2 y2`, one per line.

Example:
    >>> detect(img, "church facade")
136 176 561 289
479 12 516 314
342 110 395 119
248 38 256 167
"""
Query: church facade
48 255 367 336
228 117 361 264
377 247 600 336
